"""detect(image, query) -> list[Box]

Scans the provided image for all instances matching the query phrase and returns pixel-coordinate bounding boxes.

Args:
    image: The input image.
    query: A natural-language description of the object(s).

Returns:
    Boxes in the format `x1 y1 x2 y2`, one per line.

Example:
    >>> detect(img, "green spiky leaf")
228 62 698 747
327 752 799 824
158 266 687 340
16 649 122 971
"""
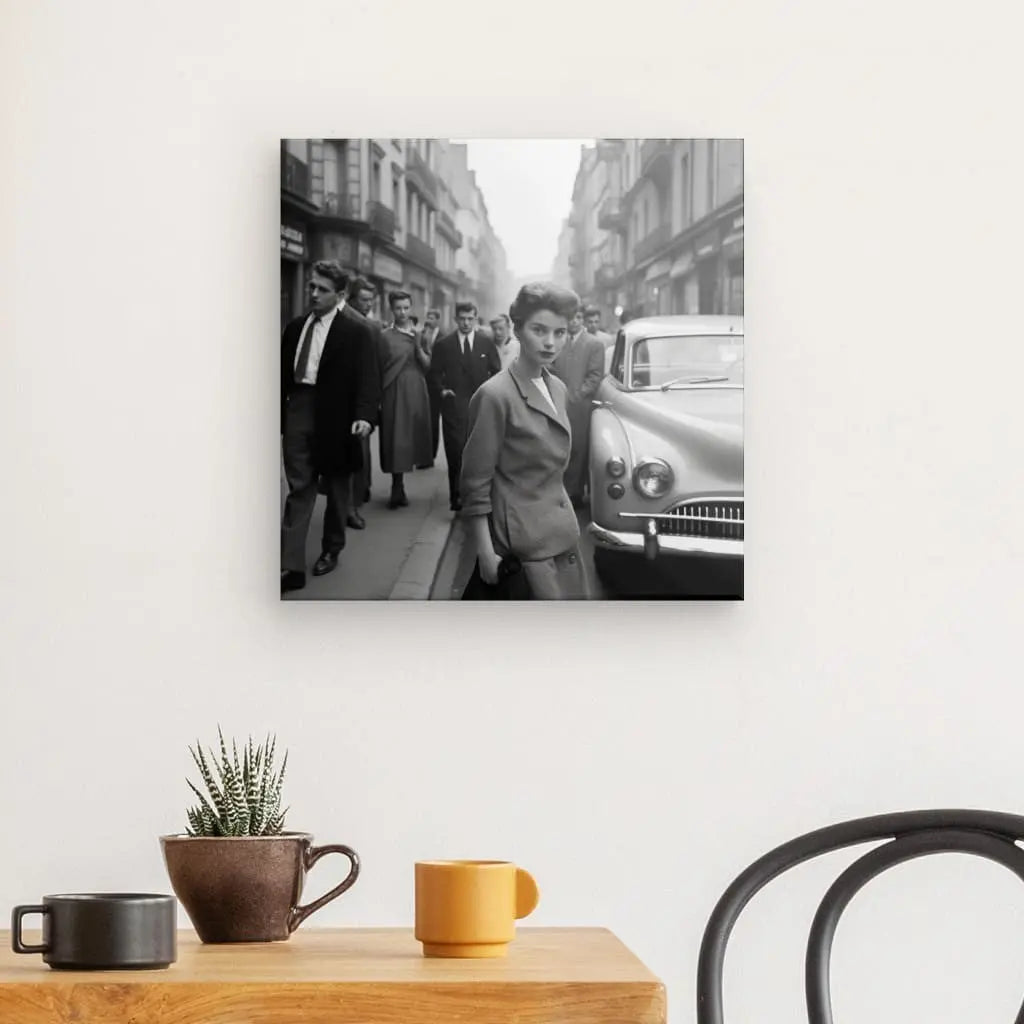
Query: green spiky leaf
182 731 290 837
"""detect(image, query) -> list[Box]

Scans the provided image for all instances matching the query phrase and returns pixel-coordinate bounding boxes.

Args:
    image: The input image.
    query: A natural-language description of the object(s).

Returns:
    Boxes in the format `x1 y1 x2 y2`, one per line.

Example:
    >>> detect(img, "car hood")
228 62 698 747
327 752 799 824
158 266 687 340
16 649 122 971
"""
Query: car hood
623 388 742 472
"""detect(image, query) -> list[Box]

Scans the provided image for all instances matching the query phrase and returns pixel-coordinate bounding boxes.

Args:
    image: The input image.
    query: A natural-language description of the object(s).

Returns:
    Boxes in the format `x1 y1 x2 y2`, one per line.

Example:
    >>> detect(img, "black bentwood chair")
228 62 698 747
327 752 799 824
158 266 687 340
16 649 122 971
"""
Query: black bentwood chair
696 809 1024 1024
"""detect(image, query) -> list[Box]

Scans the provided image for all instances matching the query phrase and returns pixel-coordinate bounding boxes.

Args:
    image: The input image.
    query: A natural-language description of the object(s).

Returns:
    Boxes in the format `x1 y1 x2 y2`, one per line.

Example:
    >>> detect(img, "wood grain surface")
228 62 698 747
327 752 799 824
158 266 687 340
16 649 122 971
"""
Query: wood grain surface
0 927 666 1024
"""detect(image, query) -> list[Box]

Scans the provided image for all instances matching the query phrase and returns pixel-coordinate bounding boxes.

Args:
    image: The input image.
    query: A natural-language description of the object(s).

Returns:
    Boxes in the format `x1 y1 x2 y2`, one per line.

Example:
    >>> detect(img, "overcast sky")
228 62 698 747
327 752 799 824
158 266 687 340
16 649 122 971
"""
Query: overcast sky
460 139 591 278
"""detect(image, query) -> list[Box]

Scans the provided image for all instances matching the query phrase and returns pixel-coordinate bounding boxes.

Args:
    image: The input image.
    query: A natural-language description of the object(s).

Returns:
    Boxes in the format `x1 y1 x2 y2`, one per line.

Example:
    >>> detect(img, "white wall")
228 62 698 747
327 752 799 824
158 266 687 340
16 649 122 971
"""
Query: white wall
3 2 1023 1022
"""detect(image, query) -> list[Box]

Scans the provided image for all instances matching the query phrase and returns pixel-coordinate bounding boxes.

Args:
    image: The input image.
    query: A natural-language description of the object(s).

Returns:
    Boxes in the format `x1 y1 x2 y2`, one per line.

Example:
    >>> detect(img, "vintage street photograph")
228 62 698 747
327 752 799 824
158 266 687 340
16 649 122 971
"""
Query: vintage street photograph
280 139 744 601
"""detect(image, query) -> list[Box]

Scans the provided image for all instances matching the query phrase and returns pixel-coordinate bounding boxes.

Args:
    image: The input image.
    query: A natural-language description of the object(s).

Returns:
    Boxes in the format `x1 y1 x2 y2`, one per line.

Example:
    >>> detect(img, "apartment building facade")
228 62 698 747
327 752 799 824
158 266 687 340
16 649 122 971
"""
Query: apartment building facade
564 139 744 323
280 138 469 330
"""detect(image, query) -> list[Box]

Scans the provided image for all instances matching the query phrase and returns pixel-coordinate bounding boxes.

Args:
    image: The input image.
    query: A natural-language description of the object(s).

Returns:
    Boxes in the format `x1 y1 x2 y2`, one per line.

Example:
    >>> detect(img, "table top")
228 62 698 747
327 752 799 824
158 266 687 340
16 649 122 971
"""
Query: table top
0 927 666 1024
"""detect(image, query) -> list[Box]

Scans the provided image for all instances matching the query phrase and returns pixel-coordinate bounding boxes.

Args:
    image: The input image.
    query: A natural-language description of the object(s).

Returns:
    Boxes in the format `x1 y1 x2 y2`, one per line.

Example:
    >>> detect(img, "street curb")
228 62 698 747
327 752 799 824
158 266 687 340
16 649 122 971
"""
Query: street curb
387 471 454 600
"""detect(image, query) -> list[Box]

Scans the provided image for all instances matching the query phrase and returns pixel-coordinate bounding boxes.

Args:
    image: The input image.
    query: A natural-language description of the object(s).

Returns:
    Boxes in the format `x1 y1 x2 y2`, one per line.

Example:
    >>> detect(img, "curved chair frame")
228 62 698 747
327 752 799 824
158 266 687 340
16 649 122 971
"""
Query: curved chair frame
696 809 1024 1024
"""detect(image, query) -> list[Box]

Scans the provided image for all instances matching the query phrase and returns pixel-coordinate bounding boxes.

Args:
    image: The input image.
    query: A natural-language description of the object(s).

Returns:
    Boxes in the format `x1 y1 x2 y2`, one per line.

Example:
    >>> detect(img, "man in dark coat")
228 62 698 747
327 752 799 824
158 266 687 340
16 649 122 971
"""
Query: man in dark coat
429 300 500 511
551 306 606 507
280 260 380 592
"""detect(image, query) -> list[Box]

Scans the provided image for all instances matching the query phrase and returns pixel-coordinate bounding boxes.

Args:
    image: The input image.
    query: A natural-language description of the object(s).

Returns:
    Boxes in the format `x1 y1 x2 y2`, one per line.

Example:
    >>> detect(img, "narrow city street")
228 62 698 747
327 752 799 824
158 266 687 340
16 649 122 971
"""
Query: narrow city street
281 453 453 600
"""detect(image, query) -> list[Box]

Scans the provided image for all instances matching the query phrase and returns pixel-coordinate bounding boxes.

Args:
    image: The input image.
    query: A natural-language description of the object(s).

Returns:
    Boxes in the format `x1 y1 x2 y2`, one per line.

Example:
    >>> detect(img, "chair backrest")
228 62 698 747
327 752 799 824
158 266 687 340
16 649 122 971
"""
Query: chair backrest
696 809 1024 1024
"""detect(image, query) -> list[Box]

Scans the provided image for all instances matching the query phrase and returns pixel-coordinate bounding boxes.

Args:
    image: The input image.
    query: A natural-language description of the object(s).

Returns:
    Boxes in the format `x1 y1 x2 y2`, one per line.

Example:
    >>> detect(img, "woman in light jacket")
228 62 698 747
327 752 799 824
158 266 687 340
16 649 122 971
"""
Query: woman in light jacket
459 282 589 599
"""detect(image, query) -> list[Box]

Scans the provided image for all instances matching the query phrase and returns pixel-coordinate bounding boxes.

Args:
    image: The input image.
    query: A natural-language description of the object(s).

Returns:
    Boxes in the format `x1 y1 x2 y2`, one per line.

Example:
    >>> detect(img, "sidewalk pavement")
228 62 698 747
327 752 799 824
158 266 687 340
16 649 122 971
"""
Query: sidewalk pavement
280 453 455 601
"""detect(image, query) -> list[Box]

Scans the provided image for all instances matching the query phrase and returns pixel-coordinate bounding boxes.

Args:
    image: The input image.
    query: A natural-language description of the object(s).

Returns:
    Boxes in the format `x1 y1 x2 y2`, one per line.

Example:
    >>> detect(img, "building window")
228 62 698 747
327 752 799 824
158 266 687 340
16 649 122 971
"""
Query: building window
680 153 691 227
391 167 400 215
372 160 382 202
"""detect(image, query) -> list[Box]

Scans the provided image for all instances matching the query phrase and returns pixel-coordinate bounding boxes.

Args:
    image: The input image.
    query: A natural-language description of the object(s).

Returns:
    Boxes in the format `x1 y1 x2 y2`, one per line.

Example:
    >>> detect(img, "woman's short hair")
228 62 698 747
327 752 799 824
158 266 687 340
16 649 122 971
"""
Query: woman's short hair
455 301 477 316
388 289 412 308
508 282 580 332
312 260 349 293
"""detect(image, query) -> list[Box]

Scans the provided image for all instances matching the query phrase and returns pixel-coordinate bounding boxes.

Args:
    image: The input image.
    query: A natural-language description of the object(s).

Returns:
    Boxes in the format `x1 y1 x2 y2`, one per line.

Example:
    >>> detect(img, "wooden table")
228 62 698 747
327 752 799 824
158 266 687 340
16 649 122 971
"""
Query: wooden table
0 927 666 1024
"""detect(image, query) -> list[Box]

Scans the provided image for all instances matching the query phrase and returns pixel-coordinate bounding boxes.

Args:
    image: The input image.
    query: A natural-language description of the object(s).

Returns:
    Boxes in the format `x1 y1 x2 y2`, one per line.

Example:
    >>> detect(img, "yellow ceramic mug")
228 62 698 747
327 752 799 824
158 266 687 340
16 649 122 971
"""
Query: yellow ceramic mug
414 860 540 958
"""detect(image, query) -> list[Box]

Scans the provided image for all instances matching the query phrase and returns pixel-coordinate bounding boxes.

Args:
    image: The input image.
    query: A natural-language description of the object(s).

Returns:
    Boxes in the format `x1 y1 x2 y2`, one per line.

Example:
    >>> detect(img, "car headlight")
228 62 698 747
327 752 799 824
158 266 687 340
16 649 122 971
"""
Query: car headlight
633 459 674 498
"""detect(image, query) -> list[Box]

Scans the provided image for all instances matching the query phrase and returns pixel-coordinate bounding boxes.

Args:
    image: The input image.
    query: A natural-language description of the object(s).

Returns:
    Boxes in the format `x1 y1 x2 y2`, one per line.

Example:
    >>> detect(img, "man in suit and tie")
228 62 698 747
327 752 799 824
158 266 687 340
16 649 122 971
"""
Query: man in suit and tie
280 261 380 593
551 305 606 507
430 301 500 511
417 307 444 464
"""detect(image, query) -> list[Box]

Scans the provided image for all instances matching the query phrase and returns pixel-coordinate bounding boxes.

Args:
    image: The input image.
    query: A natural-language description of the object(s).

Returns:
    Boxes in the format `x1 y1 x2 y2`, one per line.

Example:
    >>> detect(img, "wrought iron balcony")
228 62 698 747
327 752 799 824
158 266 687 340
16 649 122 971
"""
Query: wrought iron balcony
634 223 671 263
598 196 627 232
366 200 396 240
437 210 463 247
321 192 360 219
406 147 438 204
281 150 311 200
405 235 436 268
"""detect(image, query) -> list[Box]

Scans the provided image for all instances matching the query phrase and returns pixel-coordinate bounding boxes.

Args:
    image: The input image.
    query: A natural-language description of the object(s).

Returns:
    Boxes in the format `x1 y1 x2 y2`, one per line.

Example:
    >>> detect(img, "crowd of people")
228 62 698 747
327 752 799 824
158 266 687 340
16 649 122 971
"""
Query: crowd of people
280 259 617 598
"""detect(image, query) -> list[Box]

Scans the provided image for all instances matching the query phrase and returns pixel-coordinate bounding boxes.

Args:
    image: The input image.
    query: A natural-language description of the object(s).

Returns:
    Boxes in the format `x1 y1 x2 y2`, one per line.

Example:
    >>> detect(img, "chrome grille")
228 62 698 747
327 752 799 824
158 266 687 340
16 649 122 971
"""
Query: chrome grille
659 500 744 541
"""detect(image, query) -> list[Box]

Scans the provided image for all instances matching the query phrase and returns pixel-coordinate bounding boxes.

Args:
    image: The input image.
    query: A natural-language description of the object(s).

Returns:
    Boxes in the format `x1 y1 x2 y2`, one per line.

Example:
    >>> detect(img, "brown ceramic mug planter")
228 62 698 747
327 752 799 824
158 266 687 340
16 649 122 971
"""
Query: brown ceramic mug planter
160 833 359 943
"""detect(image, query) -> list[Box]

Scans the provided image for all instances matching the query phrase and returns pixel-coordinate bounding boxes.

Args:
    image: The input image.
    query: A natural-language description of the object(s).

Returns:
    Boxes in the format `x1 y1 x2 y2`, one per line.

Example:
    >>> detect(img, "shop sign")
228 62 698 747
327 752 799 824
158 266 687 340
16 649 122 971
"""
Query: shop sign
280 223 306 259
374 252 404 284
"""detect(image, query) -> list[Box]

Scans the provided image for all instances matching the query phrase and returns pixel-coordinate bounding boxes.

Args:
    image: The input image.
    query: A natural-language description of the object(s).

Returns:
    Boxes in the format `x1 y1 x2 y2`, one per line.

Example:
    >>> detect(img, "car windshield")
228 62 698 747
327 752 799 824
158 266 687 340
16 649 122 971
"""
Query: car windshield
629 334 744 389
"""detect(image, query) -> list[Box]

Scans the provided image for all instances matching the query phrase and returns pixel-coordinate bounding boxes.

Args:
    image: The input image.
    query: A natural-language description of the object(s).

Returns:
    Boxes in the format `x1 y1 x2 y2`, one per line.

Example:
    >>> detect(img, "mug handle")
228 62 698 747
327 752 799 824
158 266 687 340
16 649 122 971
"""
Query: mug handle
288 843 360 933
11 905 49 954
515 868 540 919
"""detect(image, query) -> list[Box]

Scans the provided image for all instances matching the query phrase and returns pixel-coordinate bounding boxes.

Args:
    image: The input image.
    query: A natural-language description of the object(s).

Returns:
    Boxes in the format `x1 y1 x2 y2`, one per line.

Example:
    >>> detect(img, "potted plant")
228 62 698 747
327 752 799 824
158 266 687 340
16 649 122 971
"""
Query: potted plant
160 729 359 943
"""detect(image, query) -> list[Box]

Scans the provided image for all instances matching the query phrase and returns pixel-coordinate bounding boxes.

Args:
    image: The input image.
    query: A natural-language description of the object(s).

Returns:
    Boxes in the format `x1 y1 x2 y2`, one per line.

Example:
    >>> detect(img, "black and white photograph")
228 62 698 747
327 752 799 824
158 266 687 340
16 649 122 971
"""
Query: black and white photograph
280 138 744 600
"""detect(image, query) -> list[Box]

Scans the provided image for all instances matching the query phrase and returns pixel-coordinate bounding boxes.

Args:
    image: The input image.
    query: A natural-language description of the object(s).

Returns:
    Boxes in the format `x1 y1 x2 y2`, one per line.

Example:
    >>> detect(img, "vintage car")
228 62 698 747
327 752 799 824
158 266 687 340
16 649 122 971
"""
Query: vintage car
588 315 744 576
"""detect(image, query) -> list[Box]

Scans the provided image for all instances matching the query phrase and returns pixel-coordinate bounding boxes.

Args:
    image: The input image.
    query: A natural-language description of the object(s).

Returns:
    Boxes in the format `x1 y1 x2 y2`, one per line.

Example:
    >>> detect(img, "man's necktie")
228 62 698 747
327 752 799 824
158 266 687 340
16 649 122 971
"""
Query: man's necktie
294 314 320 384
461 335 472 367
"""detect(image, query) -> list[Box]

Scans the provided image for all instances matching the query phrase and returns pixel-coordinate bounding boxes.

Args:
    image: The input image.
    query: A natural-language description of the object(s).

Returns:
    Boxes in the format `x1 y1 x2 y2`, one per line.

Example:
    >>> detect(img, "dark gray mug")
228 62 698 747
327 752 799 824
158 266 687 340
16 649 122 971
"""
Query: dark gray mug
11 893 176 969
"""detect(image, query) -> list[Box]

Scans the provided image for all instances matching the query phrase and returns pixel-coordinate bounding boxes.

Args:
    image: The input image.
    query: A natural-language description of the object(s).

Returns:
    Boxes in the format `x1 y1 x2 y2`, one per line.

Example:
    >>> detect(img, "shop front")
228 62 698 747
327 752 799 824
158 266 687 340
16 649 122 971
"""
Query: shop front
280 220 308 331
693 227 720 314
644 259 672 316
372 251 405 319
669 250 696 314
407 266 429 318
719 212 744 315
315 230 356 271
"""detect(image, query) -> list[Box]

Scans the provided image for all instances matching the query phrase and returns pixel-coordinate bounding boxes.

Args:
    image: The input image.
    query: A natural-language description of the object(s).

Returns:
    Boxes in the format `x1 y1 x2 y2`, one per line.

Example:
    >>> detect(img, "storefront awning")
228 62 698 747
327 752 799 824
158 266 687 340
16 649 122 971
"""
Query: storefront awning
644 259 671 283
669 252 694 279
721 231 744 260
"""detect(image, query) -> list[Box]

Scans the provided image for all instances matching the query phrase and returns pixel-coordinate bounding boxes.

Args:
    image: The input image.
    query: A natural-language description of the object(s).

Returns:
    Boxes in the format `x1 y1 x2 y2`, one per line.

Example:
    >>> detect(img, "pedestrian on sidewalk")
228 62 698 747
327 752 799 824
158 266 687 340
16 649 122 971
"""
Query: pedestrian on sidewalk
280 261 379 593
550 304 605 508
347 276 384 525
490 313 520 370
459 282 590 600
417 307 443 463
429 301 500 511
378 290 433 509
